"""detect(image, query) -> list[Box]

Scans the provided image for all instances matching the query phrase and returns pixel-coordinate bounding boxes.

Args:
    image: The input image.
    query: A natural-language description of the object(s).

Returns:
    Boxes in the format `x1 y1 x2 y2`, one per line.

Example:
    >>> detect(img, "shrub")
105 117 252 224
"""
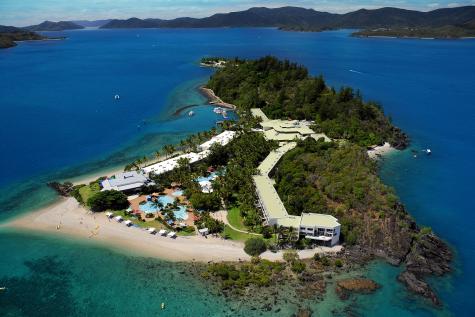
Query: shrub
262 226 272 239
320 255 330 266
291 261 306 273
87 190 129 212
283 250 299 263
244 237 267 256
334 259 343 268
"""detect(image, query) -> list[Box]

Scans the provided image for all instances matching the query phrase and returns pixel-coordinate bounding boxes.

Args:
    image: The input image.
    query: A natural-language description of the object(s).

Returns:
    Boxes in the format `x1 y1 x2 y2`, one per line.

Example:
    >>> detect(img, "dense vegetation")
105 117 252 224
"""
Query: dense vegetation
0 26 45 49
353 25 475 39
274 137 414 249
100 6 475 34
207 56 408 148
244 237 267 256
87 190 129 212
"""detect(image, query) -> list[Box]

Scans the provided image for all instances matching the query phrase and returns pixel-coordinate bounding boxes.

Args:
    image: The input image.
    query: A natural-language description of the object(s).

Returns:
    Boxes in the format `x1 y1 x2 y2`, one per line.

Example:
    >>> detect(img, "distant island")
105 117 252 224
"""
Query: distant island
25 20 84 32
97 5 475 38
354 25 475 39
0 25 46 49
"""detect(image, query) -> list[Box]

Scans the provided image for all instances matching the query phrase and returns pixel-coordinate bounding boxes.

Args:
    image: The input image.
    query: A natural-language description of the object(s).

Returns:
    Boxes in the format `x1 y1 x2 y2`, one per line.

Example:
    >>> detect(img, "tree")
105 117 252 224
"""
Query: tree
87 190 129 212
244 237 267 256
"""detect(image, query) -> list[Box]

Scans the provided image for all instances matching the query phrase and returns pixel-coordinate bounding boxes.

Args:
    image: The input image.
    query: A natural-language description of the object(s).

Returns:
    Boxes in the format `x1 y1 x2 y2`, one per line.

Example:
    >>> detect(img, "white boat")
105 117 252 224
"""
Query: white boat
0 287 6 291
114 94 120 100
188 111 195 116
213 107 223 114
425 149 432 155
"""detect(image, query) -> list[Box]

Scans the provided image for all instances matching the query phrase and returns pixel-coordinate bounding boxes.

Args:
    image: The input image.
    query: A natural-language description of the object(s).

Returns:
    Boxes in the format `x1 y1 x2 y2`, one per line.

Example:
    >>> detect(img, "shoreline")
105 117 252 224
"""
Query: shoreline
1 197 341 262
199 86 236 110
367 142 395 159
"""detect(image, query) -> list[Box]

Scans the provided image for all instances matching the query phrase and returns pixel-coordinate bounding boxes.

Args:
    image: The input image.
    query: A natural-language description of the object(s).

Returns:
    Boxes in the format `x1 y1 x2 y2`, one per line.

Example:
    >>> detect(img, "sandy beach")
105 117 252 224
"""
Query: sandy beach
367 142 395 159
2 197 341 262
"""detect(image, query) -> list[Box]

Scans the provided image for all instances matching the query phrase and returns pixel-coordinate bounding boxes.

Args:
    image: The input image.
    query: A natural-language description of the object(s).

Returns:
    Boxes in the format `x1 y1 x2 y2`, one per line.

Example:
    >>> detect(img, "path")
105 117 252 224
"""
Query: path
212 210 260 236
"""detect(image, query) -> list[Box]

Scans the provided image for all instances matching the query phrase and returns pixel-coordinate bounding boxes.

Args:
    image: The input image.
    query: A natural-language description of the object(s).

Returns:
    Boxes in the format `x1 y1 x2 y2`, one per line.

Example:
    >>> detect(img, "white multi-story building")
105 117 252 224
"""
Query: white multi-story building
251 109 340 246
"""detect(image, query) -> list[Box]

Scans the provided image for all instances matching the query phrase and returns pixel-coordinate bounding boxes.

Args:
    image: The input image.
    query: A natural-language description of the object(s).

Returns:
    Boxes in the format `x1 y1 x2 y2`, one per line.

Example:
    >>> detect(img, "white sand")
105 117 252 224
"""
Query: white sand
367 142 395 159
2 198 341 262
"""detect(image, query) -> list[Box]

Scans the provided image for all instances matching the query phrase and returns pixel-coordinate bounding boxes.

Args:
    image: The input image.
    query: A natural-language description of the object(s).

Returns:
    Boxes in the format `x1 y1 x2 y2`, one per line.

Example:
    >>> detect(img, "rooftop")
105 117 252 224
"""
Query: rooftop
253 175 289 219
300 213 340 228
257 142 296 175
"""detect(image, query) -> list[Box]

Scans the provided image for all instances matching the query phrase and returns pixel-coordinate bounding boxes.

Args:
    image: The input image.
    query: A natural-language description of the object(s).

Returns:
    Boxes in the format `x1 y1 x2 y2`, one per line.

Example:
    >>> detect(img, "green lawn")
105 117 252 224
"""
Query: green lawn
79 183 101 205
227 206 248 231
222 225 255 241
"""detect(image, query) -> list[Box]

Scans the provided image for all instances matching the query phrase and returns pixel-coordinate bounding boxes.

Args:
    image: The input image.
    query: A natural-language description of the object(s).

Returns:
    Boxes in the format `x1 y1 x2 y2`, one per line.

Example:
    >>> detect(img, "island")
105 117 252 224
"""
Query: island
98 5 475 40
3 57 452 311
0 25 46 49
353 25 475 39
24 20 84 32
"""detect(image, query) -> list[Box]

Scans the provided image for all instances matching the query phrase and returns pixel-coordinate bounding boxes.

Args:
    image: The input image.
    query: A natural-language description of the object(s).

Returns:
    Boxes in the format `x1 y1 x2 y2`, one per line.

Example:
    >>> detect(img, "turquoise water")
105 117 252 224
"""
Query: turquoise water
196 172 218 183
1 28 474 316
139 197 188 220
171 189 184 196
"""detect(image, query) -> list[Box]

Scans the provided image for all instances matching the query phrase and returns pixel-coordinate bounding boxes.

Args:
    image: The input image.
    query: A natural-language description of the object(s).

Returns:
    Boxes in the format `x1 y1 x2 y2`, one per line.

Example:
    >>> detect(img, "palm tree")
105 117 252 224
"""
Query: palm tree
155 150 161 161
151 200 163 211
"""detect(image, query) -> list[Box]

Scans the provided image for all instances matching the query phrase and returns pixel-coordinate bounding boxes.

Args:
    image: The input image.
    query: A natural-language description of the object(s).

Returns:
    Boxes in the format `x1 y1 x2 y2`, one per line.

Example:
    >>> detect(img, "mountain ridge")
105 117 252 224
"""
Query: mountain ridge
98 6 475 31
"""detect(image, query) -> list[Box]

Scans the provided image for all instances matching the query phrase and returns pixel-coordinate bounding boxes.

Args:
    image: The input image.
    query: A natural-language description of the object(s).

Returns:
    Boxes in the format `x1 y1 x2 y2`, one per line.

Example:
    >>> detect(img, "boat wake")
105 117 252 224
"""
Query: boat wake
349 69 364 75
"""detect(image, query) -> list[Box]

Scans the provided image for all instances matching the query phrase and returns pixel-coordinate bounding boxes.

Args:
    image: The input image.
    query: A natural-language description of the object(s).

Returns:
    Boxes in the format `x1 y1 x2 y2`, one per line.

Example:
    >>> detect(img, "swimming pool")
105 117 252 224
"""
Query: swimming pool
140 196 175 213
172 189 184 197
139 196 188 220
196 172 217 183
174 205 188 220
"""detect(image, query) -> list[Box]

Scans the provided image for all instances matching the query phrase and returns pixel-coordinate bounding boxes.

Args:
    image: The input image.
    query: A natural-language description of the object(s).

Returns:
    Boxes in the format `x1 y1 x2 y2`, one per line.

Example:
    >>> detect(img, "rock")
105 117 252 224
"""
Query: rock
335 278 380 300
398 271 440 306
295 308 312 317
398 233 452 306
47 181 74 196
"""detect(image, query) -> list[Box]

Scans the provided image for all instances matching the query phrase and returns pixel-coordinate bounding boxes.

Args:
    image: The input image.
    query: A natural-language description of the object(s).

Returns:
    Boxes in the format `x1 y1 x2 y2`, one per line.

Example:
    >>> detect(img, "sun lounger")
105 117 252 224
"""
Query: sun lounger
105 212 114 218
158 229 167 236
167 231 177 238
147 227 156 234
114 216 123 222
124 220 132 226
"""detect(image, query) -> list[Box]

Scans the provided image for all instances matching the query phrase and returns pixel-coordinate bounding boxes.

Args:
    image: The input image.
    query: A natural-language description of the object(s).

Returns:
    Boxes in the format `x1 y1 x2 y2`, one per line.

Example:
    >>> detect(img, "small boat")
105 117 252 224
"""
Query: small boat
161 302 165 309
188 111 195 116
114 94 120 100
425 149 432 155
213 107 223 114
0 287 6 291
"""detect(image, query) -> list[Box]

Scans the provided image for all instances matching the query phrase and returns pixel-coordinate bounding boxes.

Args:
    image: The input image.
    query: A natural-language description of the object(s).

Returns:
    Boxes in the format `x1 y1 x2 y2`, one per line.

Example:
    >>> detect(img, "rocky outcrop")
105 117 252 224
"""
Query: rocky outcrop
336 278 380 300
47 181 74 196
398 233 452 306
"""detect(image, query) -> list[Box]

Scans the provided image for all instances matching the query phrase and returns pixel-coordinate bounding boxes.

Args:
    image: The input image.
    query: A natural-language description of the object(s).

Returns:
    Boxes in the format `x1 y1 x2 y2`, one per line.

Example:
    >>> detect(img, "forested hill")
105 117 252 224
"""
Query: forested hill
100 6 475 33
0 25 45 49
206 56 408 148
25 21 84 31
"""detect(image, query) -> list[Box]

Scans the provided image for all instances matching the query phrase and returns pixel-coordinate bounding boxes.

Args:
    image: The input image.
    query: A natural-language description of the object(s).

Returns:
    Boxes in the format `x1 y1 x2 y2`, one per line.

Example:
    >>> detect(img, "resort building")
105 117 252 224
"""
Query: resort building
251 108 330 142
251 109 340 246
199 130 236 151
101 171 151 193
142 130 236 176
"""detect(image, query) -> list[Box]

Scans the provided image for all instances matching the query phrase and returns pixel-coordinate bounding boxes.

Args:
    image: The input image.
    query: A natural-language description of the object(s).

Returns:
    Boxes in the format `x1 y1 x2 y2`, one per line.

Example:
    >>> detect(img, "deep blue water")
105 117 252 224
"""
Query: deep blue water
0 28 474 316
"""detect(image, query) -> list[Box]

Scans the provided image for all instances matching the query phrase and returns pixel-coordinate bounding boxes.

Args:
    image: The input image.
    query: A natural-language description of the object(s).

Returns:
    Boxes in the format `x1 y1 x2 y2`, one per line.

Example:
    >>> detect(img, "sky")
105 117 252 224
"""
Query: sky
0 0 474 26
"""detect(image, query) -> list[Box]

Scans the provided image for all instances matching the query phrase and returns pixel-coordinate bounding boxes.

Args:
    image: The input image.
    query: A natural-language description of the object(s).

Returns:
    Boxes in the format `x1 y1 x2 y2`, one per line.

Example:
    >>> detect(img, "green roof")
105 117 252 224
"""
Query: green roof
250 108 269 122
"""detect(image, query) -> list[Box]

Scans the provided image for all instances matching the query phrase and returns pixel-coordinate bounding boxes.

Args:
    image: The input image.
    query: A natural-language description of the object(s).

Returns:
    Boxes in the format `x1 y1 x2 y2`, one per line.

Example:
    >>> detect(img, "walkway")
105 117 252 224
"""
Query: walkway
212 210 260 236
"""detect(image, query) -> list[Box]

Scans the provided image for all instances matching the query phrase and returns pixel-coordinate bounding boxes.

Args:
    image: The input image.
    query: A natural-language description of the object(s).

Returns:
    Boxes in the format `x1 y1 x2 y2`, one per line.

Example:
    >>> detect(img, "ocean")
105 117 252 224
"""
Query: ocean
0 28 474 316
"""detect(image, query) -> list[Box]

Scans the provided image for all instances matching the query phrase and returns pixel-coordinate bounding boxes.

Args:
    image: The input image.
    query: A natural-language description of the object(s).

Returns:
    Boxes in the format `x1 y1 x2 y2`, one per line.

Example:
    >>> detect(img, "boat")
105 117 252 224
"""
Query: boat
188 111 195 116
222 110 228 118
114 94 120 100
161 302 165 309
213 107 223 114
0 287 6 291
425 149 432 155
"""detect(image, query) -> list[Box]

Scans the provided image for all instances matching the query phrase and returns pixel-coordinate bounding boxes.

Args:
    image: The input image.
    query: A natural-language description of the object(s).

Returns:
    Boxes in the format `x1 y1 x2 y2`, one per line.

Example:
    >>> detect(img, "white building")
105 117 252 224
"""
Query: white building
251 109 340 246
101 171 150 193
199 131 236 151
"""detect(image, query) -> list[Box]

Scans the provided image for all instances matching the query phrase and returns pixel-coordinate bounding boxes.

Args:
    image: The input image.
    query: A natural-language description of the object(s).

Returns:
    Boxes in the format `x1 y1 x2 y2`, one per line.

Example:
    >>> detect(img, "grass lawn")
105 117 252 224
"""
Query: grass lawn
227 206 248 231
79 183 101 205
